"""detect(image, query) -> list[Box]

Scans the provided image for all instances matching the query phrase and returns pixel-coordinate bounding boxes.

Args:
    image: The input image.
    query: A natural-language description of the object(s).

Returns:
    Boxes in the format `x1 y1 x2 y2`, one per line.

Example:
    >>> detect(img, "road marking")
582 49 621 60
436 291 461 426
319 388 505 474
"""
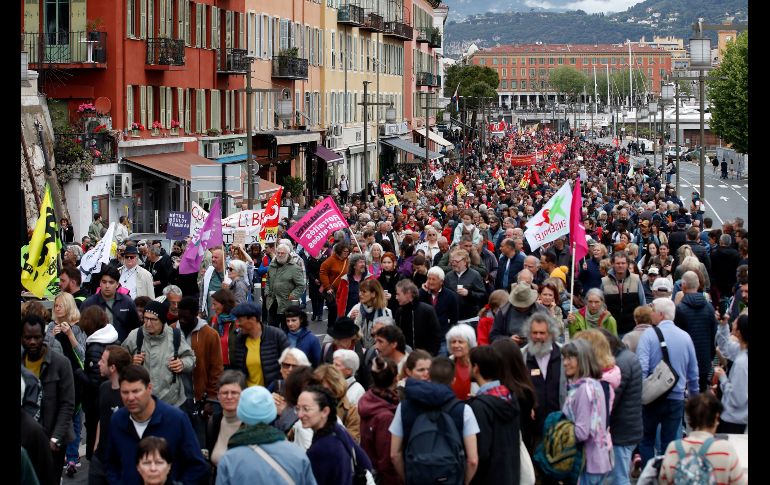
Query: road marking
744 184 749 188
732 185 742 188
720 196 729 201
718 185 728 188
706 184 714 188
684 176 724 225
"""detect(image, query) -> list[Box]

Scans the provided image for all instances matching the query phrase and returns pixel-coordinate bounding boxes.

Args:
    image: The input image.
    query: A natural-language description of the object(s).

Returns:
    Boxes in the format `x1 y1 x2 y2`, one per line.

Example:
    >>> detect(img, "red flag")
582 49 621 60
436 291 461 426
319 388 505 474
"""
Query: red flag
570 178 588 271
258 187 283 241
546 161 560 174
530 169 541 185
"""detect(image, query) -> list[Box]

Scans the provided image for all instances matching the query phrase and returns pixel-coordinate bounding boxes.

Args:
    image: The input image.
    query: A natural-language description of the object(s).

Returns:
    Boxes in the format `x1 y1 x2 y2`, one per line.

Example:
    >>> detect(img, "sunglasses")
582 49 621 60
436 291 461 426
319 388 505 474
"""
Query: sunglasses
138 243 146 247
227 267 235 271
125 255 136 259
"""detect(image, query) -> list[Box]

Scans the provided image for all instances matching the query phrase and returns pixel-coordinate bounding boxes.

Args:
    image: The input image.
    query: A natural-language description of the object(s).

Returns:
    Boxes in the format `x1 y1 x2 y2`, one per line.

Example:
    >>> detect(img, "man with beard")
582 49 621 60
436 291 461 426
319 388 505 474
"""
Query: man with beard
265 243 306 329
520 313 567 448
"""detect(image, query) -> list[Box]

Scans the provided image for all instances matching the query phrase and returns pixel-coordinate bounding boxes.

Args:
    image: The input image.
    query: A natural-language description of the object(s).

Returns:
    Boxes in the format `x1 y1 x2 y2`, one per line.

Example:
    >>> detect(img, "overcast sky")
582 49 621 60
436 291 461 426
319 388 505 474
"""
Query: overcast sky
525 0 645 14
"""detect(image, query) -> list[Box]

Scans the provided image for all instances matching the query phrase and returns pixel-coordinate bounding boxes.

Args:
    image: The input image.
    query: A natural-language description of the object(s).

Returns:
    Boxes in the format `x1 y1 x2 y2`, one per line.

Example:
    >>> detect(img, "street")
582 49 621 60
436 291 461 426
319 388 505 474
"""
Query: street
677 160 748 229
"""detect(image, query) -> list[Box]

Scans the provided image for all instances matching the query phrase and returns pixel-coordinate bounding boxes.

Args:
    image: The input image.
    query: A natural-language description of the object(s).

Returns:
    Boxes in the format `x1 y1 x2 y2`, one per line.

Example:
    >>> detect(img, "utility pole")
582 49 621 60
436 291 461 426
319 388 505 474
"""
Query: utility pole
359 81 392 200
245 58 255 210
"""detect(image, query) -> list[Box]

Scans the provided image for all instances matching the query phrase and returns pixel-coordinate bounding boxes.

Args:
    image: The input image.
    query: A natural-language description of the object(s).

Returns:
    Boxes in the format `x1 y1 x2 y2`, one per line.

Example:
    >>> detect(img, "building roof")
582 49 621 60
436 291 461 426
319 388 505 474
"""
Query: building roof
473 44 671 56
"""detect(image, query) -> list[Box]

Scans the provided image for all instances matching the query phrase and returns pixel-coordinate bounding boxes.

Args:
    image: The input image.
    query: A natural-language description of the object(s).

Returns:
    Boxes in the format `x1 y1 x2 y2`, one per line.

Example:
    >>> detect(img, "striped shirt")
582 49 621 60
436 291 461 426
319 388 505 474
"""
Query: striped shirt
658 431 747 485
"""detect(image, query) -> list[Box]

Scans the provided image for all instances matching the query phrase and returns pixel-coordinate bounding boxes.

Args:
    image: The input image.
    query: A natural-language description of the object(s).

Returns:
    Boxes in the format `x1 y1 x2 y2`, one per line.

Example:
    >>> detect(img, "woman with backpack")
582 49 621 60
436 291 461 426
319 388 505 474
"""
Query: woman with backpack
560 339 613 484
657 393 746 484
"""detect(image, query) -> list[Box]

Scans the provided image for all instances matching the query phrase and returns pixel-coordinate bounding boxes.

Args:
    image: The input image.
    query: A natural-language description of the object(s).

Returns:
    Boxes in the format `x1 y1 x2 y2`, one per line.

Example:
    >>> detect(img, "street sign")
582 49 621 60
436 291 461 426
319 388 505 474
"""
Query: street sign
191 163 241 193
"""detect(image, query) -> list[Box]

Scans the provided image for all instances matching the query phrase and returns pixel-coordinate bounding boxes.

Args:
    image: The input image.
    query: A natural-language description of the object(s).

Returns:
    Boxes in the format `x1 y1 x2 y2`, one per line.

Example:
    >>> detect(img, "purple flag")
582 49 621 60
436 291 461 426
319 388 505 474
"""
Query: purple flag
179 198 223 274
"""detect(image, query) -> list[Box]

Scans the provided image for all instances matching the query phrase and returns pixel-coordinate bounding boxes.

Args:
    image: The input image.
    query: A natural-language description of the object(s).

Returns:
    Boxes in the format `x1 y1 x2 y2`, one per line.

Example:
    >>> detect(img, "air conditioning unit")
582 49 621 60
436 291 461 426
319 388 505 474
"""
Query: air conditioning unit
334 124 343 136
111 173 132 198
204 142 220 159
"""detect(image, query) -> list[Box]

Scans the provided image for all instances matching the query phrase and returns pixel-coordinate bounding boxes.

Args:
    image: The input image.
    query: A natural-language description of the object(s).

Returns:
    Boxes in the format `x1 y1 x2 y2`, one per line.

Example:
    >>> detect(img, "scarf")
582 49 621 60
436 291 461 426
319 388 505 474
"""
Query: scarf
214 313 236 337
563 377 612 451
584 307 604 328
227 423 286 449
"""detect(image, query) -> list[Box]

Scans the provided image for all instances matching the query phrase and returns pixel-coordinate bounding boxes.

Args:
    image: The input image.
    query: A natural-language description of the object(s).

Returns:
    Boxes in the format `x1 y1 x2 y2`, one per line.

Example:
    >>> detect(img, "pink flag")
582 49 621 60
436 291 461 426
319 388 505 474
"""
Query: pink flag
287 196 349 258
179 198 223 274
569 178 589 271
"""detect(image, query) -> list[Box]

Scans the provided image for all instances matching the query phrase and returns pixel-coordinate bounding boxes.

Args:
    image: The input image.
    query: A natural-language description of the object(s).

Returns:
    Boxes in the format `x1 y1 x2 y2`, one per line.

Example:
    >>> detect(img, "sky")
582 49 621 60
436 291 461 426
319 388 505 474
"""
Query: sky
524 0 645 14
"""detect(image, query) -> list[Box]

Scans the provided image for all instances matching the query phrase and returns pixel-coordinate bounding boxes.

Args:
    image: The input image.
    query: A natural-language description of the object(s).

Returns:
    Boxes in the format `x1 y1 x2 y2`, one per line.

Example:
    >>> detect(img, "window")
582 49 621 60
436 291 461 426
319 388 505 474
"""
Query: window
199 2 205 47
510 57 516 65
548 57 554 65
159 86 166 127
126 85 134 126
520 68 525 77
529 57 536 65
539 68 545 77
319 29 323 66
511 80 517 89
501 80 507 89
539 57 545 65
127 0 135 37
139 86 147 127
211 8 219 50
529 68 535 77
492 58 498 65
648 68 652 77
279 19 289 51
558 57 563 65
195 3 202 47
570 57 576 64
502 57 507 65
147 86 154 125
331 31 335 68
195 89 204 133
140 0 147 38
210 90 220 130
501 68 506 77
479 58 485 65
521 80 526 89
600 58 607 64
183 1 190 44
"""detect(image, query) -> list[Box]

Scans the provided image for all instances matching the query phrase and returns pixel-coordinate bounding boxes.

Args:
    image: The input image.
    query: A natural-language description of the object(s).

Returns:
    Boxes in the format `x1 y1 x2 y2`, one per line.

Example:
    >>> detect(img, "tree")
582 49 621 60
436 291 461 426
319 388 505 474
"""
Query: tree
549 66 588 104
708 31 747 154
443 64 499 111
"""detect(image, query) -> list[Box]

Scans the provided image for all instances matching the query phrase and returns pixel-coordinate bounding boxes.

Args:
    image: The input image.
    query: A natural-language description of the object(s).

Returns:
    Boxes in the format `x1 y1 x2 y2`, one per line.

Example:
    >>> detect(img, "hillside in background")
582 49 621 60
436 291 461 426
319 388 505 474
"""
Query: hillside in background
443 0 747 57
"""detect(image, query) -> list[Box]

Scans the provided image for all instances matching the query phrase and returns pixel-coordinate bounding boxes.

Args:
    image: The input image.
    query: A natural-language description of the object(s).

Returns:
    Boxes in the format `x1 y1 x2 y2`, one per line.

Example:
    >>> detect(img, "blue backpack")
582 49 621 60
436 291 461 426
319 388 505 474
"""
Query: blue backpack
404 399 465 485
672 437 718 485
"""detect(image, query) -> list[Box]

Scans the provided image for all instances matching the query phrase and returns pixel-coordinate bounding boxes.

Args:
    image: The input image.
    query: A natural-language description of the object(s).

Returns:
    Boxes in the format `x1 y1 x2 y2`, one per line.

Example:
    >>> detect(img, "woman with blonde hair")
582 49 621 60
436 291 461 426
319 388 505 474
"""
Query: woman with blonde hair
367 243 384 277
476 289 509 346
574 328 621 410
347 278 392 350
312 364 361 443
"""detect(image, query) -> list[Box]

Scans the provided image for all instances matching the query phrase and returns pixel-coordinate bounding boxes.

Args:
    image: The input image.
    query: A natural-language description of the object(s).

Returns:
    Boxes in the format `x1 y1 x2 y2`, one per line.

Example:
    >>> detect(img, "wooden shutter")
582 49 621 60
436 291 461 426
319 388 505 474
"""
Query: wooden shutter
159 87 166 127
126 85 134 127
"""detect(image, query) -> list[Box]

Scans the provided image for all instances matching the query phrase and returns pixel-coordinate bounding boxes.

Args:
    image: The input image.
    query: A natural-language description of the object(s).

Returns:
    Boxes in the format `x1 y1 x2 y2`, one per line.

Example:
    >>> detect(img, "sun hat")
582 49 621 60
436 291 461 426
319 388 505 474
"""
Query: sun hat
508 282 539 308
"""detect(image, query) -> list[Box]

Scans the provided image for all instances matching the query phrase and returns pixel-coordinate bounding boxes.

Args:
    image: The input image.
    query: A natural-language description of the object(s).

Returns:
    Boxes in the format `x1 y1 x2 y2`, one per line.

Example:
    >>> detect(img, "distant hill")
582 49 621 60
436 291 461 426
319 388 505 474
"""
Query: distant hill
443 0 748 57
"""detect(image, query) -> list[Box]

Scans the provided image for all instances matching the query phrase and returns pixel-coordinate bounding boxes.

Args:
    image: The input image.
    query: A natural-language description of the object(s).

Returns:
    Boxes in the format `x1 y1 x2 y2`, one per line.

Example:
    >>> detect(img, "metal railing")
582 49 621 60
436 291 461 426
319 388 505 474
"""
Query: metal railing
338 4 365 25
416 28 429 43
146 38 185 66
216 48 249 73
416 72 434 86
362 11 384 31
22 31 107 65
428 28 442 48
272 56 309 79
384 21 413 40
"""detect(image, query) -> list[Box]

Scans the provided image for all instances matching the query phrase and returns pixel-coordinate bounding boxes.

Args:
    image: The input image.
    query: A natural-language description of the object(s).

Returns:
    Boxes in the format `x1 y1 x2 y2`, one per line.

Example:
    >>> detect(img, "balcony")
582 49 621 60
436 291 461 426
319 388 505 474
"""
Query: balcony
338 4 365 26
428 28 442 49
432 74 442 87
216 48 249 74
416 28 430 44
22 31 108 68
146 37 185 69
272 56 308 79
361 11 384 32
383 21 413 40
416 72 434 87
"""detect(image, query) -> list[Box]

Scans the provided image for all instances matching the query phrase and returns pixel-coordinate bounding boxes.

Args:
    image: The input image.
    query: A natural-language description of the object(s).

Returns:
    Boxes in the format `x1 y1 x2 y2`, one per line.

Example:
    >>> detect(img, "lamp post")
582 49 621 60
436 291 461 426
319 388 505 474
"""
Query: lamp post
673 82 681 194
661 82 674 186
689 26 711 203
647 100 657 175
359 81 394 200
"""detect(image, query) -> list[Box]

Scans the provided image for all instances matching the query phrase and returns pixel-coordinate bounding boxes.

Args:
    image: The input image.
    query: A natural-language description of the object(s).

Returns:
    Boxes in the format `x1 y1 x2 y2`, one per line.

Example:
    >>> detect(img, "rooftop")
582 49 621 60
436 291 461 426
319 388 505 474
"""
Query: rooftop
473 43 671 55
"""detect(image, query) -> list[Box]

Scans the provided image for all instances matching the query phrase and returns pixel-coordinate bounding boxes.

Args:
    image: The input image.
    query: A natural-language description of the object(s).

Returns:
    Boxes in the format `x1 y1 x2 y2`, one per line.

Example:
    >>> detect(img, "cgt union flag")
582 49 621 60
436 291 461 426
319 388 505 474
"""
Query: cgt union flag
259 187 283 242
524 180 573 250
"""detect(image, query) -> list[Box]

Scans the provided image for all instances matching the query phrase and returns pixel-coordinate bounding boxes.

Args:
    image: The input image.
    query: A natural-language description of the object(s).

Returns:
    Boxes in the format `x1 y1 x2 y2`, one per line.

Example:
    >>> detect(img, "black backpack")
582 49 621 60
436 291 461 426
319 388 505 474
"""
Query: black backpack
404 399 466 485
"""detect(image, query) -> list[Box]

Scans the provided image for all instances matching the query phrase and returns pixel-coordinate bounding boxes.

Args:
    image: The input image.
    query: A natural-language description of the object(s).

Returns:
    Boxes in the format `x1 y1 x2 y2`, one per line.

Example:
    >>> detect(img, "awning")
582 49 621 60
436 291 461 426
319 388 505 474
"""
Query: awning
413 128 455 150
381 138 441 160
314 145 344 164
348 142 376 155
123 152 215 181
274 133 321 145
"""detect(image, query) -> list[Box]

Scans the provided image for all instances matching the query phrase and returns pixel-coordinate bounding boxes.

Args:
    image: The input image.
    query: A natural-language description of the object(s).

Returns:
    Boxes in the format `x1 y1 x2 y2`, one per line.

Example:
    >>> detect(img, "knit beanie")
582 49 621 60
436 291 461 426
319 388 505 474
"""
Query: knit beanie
237 386 277 425
144 301 167 324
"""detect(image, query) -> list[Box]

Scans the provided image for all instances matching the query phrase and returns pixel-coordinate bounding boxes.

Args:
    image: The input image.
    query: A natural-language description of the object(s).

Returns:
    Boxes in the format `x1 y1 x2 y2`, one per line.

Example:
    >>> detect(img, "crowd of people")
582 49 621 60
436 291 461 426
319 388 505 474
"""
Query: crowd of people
21 127 748 485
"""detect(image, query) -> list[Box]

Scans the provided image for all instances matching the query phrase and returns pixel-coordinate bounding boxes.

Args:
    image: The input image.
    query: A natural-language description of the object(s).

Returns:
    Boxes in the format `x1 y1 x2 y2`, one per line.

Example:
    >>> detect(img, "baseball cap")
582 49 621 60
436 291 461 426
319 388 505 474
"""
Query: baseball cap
651 278 673 293
647 266 659 276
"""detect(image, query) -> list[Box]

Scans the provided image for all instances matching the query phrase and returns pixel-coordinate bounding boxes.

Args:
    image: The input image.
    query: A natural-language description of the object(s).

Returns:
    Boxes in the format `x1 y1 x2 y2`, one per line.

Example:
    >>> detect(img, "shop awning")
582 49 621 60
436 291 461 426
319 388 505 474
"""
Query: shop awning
413 128 455 150
348 142 376 155
381 138 441 161
122 152 215 181
314 145 344 164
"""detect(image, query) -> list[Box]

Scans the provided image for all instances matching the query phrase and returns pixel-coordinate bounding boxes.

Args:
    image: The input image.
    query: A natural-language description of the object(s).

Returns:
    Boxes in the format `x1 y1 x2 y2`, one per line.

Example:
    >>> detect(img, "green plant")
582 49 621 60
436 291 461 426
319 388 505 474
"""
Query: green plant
86 17 104 32
282 176 305 198
279 47 299 58
53 135 95 183
206 128 222 136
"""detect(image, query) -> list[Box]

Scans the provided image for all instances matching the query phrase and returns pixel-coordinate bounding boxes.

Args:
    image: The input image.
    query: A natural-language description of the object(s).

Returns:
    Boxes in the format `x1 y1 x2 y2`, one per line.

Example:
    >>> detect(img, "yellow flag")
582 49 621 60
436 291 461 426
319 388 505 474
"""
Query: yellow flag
21 184 61 297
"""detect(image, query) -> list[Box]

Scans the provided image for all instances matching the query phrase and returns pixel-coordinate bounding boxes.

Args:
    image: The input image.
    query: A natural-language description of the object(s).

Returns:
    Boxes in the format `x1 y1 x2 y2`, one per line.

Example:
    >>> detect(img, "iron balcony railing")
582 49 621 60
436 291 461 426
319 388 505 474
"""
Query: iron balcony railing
428 28 442 48
22 31 107 65
216 48 249 74
384 21 413 40
416 72 434 86
362 11 384 31
272 56 309 79
416 28 429 43
338 4 365 25
146 37 185 66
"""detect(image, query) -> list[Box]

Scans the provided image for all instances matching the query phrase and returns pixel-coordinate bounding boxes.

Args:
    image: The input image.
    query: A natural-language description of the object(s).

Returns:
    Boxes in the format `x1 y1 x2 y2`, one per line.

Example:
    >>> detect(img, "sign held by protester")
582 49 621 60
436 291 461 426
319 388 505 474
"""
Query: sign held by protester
287 197 349 258
166 211 191 240
381 183 400 207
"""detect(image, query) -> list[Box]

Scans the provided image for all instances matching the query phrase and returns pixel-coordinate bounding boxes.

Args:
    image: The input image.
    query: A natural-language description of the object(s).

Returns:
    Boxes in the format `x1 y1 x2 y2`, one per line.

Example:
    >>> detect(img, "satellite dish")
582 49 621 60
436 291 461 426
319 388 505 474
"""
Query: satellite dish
95 97 111 115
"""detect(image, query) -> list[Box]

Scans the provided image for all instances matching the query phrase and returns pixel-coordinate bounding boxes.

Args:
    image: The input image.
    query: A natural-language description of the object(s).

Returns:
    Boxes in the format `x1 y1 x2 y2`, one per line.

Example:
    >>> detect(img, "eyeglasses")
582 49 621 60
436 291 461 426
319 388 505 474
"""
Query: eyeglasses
281 362 298 370
143 315 160 322
294 405 319 415
451 259 464 264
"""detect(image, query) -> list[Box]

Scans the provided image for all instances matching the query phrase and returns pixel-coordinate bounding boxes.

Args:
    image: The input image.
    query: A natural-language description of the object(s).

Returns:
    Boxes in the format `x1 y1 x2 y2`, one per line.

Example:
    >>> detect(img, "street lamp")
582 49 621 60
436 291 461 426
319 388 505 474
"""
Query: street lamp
690 24 712 202
661 82 674 185
647 100 658 172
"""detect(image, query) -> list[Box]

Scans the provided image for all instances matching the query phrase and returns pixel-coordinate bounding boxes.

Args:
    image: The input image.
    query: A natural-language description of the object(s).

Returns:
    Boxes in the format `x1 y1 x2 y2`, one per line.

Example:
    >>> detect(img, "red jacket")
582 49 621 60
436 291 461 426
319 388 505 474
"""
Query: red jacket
477 306 494 346
336 273 375 318
357 390 402 485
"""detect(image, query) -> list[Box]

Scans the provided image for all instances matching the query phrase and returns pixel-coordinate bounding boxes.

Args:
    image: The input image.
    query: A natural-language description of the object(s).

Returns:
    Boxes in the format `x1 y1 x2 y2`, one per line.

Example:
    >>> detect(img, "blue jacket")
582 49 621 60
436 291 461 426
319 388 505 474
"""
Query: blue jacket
105 396 209 485
307 423 373 485
419 287 459 335
287 327 322 367
495 252 525 290
81 292 141 342
636 321 700 401
217 440 318 485
674 293 717 392
577 257 603 294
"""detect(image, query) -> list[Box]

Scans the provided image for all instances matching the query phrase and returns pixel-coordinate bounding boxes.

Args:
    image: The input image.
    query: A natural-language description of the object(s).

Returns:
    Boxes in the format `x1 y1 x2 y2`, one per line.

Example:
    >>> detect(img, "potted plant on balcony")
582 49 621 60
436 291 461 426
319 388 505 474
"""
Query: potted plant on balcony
151 120 162 136
131 122 144 137
207 128 222 137
170 119 181 136
86 18 104 41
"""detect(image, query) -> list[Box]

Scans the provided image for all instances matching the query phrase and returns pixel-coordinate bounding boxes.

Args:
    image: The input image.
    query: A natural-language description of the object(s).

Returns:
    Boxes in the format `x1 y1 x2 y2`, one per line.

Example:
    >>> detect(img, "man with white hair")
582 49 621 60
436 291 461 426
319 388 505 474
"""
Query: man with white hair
265 243 306 330
333 349 365 405
674 271 718 392
636 297 700 468
419 266 459 356
520 312 567 447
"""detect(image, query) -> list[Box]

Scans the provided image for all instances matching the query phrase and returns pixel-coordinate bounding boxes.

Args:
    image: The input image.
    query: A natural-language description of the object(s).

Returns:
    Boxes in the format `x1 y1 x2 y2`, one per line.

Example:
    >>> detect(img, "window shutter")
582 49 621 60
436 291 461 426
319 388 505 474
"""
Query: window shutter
140 86 147 127
126 85 134 126
185 89 191 133
166 87 173 127
184 1 190 45
147 0 154 38
177 88 184 129
140 0 147 38
159 0 165 36
201 4 206 48
159 87 166 127
147 86 154 125
127 0 134 37
239 12 245 50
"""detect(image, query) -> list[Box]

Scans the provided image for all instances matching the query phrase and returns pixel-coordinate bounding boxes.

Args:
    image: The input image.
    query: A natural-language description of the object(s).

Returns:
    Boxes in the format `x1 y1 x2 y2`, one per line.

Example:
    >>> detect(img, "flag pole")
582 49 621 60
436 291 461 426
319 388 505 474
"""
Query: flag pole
569 240 577 314
350 232 364 254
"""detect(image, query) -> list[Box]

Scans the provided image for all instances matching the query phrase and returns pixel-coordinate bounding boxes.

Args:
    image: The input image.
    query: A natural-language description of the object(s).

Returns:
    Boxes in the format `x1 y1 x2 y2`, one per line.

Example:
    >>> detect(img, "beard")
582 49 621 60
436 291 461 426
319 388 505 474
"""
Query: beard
276 254 289 264
528 339 553 358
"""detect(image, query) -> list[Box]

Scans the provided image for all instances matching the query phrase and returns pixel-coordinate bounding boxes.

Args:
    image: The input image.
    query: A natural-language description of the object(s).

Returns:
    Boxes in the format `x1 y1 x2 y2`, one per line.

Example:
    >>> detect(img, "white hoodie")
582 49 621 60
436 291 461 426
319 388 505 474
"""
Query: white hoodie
86 324 119 344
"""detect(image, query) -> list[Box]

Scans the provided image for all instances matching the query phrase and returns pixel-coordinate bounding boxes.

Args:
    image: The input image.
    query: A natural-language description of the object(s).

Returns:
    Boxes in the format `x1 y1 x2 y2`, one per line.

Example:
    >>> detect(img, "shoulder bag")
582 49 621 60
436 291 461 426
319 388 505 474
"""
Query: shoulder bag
641 326 680 405
248 444 296 485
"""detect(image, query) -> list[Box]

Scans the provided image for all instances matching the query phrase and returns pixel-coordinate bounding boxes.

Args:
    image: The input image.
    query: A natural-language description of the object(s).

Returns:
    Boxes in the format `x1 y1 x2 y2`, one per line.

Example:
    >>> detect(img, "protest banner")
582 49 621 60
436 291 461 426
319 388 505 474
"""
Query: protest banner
287 197 349 258
21 184 61 297
381 184 400 207
78 222 116 283
190 201 208 239
191 202 288 245
166 211 191 240
179 198 223 274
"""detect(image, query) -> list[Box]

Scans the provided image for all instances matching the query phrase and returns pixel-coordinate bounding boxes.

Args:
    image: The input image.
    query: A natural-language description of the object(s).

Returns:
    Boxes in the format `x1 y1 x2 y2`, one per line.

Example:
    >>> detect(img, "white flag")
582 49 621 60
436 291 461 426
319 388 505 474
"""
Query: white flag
524 181 573 251
78 223 116 282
